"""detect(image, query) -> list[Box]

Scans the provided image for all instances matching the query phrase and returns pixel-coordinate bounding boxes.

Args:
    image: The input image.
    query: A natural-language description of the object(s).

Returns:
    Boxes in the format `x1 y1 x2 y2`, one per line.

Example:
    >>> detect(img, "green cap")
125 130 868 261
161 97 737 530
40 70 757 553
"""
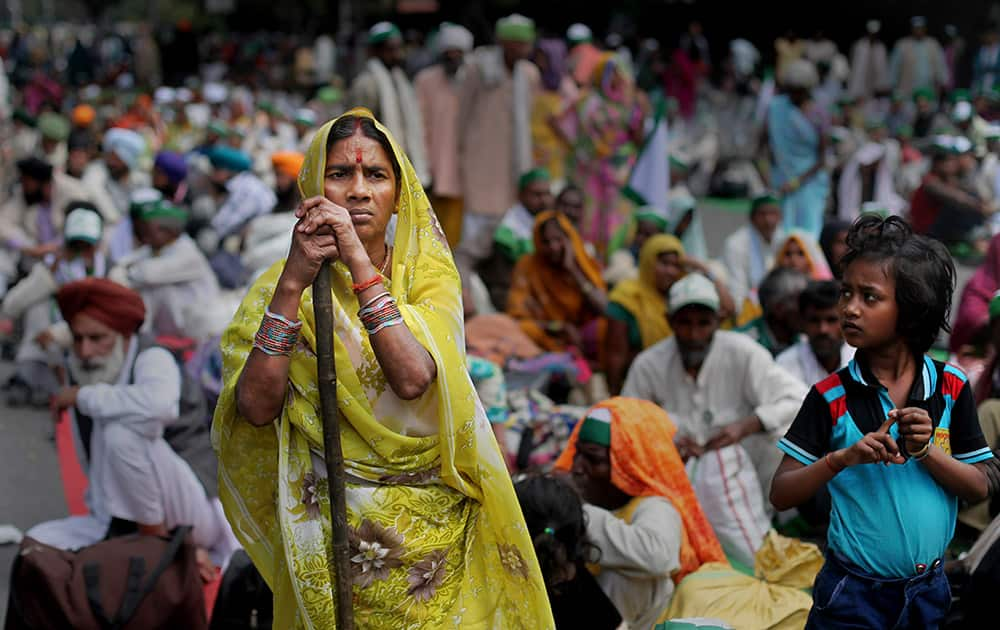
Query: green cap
912 86 935 102
315 86 341 104
751 193 780 213
496 14 536 43
38 113 71 142
13 108 36 127
518 167 550 190
578 407 612 447
128 187 164 218
634 206 669 231
207 121 231 137
139 200 189 224
951 88 971 103
368 21 402 46
257 99 276 114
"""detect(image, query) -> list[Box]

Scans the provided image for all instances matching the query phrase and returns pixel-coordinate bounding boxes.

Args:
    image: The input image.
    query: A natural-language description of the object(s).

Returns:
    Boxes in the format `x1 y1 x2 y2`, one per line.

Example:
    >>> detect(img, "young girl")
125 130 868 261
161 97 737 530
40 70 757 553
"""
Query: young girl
514 474 622 630
770 215 996 629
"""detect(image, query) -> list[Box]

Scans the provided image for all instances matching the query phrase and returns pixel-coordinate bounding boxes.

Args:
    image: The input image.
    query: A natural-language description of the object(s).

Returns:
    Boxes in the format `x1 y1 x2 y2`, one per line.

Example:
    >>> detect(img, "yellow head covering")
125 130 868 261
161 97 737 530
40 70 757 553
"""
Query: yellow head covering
213 108 553 628
608 234 685 348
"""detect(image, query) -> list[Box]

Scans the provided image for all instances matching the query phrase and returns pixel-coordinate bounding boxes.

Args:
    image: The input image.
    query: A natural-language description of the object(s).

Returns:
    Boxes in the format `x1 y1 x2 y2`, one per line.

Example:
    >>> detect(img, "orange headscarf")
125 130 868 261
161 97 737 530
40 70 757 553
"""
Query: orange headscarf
554 397 727 582
506 211 606 352
271 151 305 179
72 104 96 127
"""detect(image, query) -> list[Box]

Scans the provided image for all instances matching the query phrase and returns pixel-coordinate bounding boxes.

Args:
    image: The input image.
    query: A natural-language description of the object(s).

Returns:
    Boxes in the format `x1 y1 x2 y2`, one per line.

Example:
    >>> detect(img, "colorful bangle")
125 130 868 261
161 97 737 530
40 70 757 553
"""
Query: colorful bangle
358 294 404 335
352 275 383 294
359 291 391 311
253 309 302 356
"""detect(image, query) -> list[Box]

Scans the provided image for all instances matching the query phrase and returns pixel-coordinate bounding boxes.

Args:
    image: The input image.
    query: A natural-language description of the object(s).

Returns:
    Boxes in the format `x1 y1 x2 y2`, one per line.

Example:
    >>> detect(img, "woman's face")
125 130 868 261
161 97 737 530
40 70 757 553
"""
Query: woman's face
539 219 566 267
324 129 397 247
781 239 811 274
653 252 684 294
829 230 849 270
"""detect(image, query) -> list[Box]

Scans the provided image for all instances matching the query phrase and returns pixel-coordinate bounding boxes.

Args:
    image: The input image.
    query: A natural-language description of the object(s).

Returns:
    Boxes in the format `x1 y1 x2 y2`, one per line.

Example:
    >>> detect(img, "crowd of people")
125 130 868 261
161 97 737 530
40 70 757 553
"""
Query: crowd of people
7 10 1000 629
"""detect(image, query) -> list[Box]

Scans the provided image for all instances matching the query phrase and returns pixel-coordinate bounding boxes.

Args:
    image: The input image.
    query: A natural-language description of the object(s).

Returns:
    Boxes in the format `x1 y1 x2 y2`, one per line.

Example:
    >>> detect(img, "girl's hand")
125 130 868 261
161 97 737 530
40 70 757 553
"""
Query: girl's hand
839 418 905 467
891 407 933 455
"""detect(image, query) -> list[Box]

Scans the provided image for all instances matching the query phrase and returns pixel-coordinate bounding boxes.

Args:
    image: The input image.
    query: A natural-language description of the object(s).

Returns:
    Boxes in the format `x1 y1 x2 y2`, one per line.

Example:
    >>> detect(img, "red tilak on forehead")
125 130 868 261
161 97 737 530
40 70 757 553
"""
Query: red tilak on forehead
355 147 363 164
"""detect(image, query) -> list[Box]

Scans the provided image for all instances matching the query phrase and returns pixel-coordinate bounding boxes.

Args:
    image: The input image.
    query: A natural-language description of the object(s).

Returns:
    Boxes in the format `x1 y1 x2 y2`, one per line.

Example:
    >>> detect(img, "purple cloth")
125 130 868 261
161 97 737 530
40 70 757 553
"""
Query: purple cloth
154 151 188 185
952 233 1000 352
536 39 569 92
36 204 57 244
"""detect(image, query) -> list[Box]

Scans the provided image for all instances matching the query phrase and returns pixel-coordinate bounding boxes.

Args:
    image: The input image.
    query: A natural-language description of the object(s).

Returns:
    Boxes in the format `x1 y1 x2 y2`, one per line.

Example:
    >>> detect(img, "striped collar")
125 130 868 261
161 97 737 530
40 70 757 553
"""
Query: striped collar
845 353 937 402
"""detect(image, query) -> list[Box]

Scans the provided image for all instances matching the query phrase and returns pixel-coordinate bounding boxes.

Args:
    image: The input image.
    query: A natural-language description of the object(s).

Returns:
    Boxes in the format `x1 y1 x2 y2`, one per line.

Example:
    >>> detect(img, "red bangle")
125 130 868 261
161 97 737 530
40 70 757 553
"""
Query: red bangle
352 275 382 294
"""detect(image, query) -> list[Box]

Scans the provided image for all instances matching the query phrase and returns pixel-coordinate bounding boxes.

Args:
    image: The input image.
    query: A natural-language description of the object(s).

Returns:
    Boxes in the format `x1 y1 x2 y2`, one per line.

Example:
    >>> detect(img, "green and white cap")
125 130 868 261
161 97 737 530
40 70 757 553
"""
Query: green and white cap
578 407 612 446
668 273 720 315
64 206 103 244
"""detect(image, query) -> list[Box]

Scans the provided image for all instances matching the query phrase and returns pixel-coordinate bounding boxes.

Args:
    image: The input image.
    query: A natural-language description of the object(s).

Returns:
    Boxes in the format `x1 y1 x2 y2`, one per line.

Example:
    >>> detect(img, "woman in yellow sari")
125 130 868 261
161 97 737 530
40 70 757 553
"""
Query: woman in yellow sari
212 108 554 629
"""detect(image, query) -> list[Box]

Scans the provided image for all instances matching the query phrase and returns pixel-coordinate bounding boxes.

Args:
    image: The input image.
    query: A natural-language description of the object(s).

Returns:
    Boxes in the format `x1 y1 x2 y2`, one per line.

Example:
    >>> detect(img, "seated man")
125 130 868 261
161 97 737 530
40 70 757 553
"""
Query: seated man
553 397 727 629
200 146 277 254
623 273 807 502
28 278 236 576
0 158 91 296
721 193 784 311
2 202 107 406
479 168 554 311
112 200 219 337
494 167 554 262
776 280 855 388
737 267 809 357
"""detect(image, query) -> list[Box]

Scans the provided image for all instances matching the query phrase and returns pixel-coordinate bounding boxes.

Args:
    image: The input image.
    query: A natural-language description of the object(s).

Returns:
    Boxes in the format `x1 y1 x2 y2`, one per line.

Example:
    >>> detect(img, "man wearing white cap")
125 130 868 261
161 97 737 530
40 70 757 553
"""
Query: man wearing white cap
455 15 541 272
1 202 108 406
622 273 806 504
566 23 601 88
415 23 474 247
890 16 948 97
848 20 890 100
348 21 430 185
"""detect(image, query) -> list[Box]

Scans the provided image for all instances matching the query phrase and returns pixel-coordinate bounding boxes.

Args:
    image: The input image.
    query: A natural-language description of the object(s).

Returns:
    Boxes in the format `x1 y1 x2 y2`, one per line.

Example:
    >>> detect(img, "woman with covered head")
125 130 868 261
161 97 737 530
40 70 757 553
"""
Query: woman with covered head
553 397 726 629
552 52 648 251
506 211 608 359
213 109 553 628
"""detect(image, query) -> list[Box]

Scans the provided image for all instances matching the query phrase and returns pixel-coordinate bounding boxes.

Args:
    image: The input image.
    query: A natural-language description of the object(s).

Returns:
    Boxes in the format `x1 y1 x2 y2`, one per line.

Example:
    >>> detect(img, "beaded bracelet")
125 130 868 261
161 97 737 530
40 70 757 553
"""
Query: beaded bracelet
352 275 382 294
254 308 302 356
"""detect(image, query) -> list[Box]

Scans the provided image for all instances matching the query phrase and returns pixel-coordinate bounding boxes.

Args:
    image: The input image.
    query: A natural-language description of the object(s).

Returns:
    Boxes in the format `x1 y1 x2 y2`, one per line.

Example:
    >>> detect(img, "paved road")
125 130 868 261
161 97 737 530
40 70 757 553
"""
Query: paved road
0 202 973 625
0 362 65 625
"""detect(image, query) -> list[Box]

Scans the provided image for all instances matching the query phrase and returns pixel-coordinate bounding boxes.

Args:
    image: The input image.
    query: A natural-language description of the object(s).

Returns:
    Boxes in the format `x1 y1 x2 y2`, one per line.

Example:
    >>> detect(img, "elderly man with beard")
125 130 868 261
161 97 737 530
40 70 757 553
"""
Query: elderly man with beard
622 273 806 504
776 280 855 388
27 278 236 579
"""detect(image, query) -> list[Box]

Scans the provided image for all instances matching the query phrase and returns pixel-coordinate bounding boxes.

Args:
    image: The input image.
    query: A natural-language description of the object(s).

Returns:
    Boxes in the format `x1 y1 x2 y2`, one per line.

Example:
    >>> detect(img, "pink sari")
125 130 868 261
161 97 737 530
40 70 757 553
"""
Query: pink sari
951 234 1000 353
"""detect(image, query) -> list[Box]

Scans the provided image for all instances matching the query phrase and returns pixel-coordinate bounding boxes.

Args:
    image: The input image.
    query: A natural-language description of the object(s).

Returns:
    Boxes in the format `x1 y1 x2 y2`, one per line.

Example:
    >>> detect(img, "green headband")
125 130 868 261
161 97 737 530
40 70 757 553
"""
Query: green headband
369 22 402 46
208 121 231 137
751 193 780 213
578 413 611 447
634 210 669 231
139 200 189 224
496 15 536 43
912 87 935 102
518 167 550 190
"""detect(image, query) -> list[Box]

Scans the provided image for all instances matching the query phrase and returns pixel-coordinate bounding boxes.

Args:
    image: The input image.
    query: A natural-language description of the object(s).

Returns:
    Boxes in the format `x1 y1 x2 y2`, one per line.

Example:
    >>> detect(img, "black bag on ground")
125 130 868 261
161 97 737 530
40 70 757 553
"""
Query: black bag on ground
209 550 273 630
5 526 206 630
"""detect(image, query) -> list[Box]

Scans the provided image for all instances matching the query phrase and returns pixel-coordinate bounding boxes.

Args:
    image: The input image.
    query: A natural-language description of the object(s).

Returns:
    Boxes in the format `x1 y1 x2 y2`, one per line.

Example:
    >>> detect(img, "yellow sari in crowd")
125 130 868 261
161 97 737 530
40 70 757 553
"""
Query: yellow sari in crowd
607 234 685 349
212 109 554 629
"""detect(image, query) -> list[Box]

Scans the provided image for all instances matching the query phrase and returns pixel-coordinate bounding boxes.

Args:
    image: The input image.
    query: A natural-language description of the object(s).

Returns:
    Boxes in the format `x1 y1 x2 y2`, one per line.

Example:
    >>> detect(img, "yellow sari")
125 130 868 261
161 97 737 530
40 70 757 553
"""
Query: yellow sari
607 234 684 349
212 108 554 629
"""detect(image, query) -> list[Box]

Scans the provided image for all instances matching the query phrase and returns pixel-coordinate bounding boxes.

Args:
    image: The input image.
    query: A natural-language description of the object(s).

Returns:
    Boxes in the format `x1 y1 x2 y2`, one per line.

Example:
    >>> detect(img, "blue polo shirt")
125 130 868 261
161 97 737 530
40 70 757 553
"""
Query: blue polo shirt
778 355 994 578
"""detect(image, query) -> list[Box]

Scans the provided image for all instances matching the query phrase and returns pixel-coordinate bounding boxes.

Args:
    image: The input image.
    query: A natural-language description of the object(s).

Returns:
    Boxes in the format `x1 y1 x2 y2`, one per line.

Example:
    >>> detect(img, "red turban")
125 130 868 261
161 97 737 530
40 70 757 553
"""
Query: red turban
57 278 146 337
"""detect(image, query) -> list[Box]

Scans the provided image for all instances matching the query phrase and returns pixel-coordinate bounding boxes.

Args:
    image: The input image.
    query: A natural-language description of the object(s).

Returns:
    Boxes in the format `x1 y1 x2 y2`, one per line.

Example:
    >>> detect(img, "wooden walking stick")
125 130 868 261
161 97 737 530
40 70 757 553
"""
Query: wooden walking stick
312 260 355 629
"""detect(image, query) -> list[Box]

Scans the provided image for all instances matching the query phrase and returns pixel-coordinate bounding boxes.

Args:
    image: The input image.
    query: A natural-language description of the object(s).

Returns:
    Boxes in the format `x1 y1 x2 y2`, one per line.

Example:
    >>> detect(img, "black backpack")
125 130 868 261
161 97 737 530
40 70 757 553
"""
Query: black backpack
208 551 273 630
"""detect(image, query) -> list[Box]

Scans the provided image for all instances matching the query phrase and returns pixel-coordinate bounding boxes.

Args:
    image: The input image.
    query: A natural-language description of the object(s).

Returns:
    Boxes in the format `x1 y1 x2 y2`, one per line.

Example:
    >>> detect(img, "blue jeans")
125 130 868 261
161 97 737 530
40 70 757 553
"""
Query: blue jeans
806 552 951 630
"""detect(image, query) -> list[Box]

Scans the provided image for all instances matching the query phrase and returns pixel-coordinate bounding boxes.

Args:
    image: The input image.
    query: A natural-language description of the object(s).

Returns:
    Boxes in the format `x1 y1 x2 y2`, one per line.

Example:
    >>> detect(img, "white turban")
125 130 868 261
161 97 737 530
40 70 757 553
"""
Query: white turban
780 59 819 89
437 23 473 53
103 128 146 170
567 23 592 44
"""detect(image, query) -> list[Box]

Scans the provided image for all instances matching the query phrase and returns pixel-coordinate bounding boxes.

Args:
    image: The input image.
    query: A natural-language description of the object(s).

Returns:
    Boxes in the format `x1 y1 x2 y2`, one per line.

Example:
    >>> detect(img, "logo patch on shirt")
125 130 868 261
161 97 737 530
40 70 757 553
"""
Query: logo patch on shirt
933 427 951 456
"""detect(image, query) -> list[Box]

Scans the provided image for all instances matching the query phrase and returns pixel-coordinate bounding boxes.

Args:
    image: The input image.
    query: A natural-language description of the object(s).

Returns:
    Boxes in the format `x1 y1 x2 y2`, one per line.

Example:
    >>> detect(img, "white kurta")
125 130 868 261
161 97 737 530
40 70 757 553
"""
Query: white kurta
114 233 220 337
586 497 682 630
26 342 238 564
622 330 807 498
775 339 856 390
721 224 783 310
